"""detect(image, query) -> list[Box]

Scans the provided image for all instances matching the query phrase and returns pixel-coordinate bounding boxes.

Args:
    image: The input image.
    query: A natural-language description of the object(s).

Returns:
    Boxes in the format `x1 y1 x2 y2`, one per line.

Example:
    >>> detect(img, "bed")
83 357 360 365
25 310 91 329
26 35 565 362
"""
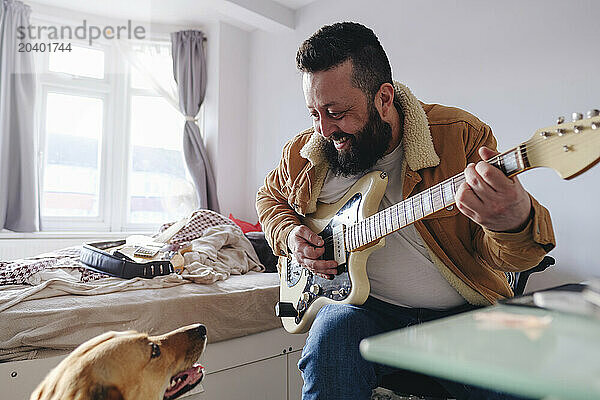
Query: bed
0 212 307 400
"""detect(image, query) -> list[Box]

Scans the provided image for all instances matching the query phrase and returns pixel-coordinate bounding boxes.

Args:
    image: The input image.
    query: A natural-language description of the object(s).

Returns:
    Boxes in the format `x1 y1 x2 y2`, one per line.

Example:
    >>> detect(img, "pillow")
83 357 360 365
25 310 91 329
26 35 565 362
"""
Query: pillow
245 231 278 273
229 214 261 233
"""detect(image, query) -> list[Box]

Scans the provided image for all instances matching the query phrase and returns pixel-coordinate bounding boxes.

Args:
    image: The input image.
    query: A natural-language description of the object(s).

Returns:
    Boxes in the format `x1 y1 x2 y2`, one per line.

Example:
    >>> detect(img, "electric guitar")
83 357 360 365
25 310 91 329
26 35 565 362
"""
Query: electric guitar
276 110 600 334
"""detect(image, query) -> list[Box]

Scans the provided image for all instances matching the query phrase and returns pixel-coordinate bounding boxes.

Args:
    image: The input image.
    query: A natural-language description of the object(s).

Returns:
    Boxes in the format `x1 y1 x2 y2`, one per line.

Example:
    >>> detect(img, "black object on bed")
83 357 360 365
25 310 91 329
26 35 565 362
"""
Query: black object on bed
80 241 174 279
245 232 278 273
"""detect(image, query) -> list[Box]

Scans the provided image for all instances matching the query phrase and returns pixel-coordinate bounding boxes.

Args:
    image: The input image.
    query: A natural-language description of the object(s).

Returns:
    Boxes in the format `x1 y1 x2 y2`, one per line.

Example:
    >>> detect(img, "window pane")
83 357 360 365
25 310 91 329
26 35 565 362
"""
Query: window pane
42 93 103 217
130 44 176 90
128 95 196 224
48 45 105 79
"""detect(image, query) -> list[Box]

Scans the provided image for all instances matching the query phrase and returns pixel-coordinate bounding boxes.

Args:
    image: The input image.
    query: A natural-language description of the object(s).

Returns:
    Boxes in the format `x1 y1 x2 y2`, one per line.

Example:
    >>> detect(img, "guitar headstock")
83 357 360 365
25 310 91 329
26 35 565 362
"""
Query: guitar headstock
525 109 600 179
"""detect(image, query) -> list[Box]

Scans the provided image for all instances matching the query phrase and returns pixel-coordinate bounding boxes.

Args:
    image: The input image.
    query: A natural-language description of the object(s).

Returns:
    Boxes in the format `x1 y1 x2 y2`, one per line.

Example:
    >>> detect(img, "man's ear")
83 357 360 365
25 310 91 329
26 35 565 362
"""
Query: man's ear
374 83 395 120
90 384 124 400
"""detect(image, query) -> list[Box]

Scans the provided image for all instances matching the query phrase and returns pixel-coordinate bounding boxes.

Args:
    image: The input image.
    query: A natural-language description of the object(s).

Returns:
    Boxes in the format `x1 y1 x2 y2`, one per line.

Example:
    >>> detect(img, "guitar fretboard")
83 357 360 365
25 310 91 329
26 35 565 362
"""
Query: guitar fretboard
343 145 528 251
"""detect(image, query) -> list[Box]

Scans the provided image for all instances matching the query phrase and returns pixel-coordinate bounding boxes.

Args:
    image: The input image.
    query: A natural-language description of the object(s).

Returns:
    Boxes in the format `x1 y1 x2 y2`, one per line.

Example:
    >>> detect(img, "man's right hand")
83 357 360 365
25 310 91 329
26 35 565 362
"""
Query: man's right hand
287 225 338 279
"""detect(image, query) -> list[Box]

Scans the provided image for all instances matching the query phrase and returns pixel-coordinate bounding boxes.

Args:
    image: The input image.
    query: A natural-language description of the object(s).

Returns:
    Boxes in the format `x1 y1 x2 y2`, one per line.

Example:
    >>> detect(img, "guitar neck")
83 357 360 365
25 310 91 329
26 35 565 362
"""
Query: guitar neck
344 145 530 251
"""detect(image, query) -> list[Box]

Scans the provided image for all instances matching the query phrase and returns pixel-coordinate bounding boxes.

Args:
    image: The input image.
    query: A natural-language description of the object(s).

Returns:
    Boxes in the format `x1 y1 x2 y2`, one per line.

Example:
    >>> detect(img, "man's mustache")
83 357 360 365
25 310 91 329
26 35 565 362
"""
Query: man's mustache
330 132 353 142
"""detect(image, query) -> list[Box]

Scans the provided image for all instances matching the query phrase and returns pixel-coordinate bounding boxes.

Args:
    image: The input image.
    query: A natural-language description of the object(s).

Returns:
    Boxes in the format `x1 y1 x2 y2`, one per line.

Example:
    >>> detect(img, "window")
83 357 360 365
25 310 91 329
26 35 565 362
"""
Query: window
42 92 103 217
126 44 195 225
36 36 196 231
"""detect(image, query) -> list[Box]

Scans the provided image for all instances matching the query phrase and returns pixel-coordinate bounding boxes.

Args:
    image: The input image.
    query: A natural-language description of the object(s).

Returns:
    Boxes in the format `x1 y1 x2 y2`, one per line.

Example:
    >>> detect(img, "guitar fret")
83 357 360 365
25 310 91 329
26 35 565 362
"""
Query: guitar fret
413 195 423 220
360 221 365 247
496 155 506 175
385 209 391 234
432 184 443 211
370 216 375 242
392 205 400 230
346 227 351 250
399 202 406 226
405 198 414 223
451 176 459 195
422 189 432 215
442 180 453 205
502 151 519 175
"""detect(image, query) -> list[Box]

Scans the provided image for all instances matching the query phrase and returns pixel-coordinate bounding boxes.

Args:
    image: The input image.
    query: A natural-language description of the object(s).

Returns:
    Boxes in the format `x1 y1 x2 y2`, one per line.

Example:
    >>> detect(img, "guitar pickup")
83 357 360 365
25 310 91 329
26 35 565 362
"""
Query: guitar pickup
332 224 347 265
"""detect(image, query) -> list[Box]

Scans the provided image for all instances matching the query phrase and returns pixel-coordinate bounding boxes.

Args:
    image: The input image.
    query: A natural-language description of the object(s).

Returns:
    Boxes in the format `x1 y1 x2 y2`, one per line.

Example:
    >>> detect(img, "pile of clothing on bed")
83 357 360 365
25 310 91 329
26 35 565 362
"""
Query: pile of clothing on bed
0 209 275 287
0 210 282 361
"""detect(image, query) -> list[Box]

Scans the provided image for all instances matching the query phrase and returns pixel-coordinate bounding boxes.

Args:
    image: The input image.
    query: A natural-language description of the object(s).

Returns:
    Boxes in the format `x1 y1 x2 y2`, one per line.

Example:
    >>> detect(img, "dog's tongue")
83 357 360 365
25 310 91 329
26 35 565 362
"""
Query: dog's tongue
164 363 204 400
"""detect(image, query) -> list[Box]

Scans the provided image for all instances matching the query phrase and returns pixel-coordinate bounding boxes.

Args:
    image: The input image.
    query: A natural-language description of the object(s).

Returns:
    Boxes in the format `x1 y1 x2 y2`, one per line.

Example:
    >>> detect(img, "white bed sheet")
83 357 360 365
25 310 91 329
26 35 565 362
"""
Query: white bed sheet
0 272 281 362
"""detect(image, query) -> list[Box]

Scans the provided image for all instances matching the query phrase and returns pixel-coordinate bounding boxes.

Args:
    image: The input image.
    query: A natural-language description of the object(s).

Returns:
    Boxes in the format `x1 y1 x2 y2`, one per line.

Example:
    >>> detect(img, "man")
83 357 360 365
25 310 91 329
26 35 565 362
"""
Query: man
256 22 555 400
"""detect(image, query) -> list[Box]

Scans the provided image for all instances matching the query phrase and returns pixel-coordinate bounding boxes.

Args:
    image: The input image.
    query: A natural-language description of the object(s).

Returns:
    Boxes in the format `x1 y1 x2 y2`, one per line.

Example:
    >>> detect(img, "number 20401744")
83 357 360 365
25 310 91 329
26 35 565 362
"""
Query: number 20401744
18 42 72 52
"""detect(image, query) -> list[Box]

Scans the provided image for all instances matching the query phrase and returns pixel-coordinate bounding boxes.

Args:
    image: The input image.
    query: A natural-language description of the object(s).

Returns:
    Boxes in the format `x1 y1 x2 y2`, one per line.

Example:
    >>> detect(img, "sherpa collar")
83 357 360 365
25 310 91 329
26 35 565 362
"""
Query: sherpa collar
299 81 440 171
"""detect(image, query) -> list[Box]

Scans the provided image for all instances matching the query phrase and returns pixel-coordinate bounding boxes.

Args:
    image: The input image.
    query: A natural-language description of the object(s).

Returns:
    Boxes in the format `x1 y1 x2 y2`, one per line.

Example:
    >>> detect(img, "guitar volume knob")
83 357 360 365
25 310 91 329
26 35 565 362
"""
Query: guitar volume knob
310 284 321 295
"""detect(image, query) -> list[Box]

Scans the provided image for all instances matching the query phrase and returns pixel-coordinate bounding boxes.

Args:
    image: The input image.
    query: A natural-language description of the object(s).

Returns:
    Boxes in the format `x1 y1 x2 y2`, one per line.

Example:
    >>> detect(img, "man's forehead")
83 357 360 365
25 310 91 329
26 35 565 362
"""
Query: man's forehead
302 65 364 108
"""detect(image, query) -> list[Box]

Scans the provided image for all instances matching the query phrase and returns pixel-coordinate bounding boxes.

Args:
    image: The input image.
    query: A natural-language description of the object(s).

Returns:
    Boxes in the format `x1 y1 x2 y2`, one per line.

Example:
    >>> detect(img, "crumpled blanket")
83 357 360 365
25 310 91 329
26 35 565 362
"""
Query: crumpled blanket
181 224 264 283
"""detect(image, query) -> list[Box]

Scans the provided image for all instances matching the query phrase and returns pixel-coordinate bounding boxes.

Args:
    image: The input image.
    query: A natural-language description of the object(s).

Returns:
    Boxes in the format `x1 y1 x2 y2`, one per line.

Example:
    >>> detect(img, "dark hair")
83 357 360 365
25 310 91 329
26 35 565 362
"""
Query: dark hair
296 22 392 100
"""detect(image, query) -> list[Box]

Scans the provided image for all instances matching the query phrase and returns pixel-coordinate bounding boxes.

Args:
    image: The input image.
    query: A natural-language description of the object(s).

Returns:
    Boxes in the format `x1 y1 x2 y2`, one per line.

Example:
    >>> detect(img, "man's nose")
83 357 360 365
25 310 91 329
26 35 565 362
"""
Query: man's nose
317 118 337 139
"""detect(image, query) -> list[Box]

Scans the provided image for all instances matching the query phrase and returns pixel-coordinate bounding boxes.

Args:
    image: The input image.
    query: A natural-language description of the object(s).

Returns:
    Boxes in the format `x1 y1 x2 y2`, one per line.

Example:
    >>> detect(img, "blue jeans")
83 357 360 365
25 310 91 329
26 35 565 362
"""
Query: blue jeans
298 296 534 400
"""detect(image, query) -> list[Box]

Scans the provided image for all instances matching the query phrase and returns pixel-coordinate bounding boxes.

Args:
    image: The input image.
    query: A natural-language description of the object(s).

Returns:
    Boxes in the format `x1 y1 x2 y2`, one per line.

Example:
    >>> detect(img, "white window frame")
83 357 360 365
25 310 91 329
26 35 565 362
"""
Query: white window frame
33 14 189 233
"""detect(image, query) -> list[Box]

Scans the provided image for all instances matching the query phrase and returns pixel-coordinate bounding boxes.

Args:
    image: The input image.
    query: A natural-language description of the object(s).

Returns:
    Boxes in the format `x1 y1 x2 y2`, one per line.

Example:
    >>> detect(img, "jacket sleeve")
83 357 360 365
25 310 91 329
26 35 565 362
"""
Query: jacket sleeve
256 140 301 259
467 124 556 272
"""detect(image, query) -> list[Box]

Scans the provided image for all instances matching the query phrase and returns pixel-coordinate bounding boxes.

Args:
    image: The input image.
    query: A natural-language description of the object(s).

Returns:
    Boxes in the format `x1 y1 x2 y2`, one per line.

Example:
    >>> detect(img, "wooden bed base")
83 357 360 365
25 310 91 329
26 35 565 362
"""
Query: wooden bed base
1 327 307 400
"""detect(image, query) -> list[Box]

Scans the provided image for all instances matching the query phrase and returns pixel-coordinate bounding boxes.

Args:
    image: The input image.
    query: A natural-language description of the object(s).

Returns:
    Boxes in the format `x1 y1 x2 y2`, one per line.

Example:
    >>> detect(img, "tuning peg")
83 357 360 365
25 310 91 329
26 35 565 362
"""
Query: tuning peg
572 112 583 121
588 109 600 118
557 116 565 124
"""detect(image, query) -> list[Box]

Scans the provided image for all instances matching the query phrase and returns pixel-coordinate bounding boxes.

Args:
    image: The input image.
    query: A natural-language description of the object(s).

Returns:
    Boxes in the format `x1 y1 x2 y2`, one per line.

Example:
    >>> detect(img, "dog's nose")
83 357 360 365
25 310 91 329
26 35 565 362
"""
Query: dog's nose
196 324 207 338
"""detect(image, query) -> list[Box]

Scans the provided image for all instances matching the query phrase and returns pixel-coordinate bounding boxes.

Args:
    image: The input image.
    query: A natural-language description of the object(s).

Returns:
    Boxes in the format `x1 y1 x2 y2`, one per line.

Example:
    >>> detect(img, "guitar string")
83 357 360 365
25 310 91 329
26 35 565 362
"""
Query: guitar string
314 132 599 249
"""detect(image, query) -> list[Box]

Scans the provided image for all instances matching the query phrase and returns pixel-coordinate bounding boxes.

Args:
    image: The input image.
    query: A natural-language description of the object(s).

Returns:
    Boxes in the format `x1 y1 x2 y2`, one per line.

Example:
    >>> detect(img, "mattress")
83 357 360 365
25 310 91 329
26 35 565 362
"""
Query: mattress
0 271 281 362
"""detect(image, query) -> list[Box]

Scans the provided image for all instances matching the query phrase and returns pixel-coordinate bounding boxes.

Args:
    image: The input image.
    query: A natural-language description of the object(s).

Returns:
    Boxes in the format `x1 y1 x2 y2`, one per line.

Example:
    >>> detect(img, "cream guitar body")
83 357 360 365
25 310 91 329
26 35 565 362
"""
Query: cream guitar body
276 110 600 334
278 171 388 333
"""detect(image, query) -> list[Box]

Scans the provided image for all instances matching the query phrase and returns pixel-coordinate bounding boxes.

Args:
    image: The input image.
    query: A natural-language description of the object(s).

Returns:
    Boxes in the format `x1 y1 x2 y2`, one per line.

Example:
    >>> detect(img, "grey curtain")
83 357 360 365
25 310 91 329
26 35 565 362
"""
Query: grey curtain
171 30 220 212
0 0 38 232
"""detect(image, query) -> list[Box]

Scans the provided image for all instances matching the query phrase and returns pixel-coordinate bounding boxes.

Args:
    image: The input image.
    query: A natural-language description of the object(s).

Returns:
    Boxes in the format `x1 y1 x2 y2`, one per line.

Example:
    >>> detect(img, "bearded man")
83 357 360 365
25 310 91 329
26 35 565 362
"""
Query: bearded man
256 22 555 400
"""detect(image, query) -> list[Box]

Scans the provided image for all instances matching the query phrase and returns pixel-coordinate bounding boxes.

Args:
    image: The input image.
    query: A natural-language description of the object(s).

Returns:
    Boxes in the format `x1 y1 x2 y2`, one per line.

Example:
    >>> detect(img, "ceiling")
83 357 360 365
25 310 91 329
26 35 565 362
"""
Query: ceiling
28 0 317 32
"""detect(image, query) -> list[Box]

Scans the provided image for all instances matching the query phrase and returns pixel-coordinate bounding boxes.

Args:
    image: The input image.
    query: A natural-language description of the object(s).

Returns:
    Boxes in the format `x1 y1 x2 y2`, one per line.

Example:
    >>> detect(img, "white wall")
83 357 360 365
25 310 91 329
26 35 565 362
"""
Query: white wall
247 0 600 289
204 21 252 221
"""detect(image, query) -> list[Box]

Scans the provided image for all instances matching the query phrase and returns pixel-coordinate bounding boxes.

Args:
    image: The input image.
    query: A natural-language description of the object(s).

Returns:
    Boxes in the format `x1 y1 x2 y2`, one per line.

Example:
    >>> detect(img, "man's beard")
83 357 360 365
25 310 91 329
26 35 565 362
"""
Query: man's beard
323 106 393 177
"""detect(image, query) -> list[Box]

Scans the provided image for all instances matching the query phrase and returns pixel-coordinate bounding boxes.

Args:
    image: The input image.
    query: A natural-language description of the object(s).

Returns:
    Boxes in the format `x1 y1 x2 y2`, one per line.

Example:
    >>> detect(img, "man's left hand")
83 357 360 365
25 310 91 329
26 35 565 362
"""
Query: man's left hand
455 146 532 232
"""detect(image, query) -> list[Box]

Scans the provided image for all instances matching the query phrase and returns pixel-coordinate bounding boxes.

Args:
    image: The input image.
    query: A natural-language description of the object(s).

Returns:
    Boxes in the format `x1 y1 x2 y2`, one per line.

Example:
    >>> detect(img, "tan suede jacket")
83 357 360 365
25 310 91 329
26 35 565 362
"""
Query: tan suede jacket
256 82 556 305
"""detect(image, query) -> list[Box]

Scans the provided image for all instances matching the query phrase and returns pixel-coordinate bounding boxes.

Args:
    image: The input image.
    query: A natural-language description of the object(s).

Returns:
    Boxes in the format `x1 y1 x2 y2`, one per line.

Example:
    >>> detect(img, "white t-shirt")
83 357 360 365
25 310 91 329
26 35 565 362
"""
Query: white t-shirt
318 144 466 309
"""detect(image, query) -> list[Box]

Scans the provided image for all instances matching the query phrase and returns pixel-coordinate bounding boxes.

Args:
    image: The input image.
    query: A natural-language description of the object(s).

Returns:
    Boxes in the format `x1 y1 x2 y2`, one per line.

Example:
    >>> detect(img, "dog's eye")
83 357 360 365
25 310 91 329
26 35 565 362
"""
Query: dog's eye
149 343 161 359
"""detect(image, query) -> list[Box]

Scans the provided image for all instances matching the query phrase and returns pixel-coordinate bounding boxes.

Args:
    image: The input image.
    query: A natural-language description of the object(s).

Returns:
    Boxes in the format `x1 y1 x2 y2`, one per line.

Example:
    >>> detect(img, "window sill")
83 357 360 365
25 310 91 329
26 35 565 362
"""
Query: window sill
0 231 150 240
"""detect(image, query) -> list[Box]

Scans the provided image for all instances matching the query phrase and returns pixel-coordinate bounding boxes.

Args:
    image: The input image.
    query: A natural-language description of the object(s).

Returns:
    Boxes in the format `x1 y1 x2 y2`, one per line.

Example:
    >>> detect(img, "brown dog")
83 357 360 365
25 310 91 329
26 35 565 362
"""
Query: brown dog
30 324 207 400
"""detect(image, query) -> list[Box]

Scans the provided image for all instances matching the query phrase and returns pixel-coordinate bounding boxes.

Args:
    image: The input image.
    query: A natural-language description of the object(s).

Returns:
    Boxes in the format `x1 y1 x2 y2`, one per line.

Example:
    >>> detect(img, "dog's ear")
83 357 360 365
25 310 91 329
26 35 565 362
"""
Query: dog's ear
89 384 124 400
